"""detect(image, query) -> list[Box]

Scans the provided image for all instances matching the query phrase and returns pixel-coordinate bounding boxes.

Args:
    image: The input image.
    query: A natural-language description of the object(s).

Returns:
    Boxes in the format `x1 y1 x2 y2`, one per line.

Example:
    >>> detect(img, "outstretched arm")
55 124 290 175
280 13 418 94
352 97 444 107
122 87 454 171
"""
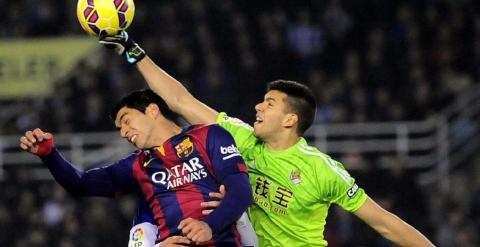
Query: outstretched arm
100 32 218 124
354 197 435 247
136 56 218 124
19 128 136 197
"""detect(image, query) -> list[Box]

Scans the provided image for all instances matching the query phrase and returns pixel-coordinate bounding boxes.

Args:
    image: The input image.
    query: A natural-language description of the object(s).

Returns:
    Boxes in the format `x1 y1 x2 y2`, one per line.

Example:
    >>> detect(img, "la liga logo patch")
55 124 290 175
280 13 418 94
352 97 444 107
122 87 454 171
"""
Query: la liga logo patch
131 227 144 241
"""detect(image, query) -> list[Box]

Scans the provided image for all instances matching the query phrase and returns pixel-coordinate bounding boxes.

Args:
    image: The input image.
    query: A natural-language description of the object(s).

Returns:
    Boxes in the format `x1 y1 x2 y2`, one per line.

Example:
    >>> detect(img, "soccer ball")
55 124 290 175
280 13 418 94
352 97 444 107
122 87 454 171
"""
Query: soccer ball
76 0 135 37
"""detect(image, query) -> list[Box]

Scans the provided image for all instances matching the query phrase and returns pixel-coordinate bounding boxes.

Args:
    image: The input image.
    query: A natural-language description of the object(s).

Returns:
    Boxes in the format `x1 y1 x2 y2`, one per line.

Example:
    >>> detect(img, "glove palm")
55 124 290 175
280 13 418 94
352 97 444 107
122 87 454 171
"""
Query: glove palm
99 31 146 64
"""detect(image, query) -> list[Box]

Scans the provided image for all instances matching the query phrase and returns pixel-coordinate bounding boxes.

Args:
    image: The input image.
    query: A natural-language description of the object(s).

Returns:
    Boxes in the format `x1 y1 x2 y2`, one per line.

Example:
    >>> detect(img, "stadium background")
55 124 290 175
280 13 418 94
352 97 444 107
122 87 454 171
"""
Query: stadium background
0 0 479 246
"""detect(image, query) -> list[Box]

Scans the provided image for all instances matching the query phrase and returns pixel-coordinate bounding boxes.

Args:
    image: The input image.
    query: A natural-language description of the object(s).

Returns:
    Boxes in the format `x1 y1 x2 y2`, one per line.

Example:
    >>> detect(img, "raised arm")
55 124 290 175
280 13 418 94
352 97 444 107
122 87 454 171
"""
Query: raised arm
136 56 218 124
99 32 218 124
354 197 435 247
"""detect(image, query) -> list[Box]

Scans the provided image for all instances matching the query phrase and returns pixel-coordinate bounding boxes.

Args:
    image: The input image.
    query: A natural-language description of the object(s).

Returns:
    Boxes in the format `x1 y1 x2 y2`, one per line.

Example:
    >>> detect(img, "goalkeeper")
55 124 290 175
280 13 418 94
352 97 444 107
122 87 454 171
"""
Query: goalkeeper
100 32 435 247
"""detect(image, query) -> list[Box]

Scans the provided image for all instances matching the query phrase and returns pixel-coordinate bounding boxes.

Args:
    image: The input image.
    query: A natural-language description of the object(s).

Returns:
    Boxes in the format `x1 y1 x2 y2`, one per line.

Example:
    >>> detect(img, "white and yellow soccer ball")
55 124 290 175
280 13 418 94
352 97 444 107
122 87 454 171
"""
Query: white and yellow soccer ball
76 0 135 37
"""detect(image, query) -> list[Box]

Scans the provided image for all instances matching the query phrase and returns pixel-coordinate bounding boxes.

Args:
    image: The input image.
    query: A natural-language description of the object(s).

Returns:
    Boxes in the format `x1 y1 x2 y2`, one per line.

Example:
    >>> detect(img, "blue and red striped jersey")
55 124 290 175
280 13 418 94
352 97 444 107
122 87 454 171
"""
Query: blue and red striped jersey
105 124 248 245
41 124 251 246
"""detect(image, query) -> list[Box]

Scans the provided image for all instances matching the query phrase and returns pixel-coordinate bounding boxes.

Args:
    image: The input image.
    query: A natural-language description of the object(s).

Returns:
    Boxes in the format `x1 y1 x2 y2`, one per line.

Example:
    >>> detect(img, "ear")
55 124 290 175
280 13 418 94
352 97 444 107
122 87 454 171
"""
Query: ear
145 103 160 119
283 113 298 128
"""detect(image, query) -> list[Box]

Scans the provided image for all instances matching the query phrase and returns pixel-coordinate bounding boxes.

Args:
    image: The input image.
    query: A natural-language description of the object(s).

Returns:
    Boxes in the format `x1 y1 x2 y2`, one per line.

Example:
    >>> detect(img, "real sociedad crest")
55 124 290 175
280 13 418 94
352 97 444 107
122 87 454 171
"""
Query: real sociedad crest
175 137 194 158
290 170 302 185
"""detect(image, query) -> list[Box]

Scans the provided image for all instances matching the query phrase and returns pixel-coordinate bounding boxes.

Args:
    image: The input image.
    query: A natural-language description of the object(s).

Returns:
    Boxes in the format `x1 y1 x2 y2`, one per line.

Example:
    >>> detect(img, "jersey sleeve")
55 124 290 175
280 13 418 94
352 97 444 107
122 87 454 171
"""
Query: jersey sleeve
205 124 248 181
215 112 258 154
316 156 368 212
132 195 156 226
41 149 138 197
128 222 158 247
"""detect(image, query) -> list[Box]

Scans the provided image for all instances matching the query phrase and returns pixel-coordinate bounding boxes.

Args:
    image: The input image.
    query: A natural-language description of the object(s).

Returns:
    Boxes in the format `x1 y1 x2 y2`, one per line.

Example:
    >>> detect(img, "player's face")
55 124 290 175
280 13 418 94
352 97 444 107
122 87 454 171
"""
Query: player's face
254 90 291 139
115 106 156 149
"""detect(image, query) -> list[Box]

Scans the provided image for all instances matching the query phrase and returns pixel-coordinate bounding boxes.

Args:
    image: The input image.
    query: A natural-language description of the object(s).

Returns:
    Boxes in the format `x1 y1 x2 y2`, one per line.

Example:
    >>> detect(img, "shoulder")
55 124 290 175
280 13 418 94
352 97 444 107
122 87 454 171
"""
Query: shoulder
122 150 145 161
217 113 253 130
185 124 235 145
188 124 230 136
296 143 351 179
295 142 329 165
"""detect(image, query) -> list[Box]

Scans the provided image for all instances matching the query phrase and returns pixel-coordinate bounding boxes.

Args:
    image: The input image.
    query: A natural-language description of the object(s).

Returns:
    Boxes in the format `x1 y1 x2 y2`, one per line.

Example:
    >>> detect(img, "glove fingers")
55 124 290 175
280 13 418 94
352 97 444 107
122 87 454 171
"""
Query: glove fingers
99 40 125 55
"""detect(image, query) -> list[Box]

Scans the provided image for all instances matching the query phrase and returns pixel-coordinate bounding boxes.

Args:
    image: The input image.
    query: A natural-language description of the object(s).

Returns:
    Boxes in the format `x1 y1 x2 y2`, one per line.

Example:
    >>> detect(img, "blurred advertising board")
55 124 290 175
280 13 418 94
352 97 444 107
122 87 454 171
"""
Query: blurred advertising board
0 37 95 98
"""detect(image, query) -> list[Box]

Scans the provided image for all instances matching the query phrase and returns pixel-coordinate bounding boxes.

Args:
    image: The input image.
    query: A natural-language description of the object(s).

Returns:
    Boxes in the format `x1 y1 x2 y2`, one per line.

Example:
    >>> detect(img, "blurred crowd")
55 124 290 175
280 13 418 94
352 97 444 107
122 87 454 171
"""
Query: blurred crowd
0 0 479 246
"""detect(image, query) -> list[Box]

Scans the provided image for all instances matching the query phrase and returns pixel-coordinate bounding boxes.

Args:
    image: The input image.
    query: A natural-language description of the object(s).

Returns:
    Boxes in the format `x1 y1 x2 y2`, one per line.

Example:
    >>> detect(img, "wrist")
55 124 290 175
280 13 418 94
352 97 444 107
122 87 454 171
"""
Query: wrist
202 217 219 234
36 138 54 157
125 43 146 64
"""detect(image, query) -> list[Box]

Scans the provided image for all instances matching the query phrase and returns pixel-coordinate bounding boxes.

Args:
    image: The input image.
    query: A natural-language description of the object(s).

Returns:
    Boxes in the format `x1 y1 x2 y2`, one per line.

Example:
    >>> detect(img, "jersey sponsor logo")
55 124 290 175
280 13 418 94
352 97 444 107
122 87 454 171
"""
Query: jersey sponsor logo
290 170 302 185
151 157 208 189
131 227 144 241
347 183 359 197
175 137 194 158
253 176 293 215
220 144 241 160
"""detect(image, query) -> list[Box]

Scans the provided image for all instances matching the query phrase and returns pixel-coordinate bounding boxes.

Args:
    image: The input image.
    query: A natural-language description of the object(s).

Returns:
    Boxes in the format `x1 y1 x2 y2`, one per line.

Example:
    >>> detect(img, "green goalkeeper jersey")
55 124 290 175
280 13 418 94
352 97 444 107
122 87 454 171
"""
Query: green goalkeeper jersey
217 113 368 246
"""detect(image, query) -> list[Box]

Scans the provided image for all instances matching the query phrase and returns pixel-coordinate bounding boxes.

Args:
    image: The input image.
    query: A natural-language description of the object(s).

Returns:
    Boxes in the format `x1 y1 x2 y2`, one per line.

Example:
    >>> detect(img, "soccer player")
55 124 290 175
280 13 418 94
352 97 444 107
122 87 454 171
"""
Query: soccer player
19 89 253 246
99 32 435 247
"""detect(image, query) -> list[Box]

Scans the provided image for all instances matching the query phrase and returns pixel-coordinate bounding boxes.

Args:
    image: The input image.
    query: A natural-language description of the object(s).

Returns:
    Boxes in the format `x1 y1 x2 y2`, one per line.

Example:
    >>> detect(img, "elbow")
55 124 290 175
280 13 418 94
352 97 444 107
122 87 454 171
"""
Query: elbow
63 185 85 197
57 177 87 197
169 95 191 113
240 186 254 210
246 188 254 206
376 225 393 238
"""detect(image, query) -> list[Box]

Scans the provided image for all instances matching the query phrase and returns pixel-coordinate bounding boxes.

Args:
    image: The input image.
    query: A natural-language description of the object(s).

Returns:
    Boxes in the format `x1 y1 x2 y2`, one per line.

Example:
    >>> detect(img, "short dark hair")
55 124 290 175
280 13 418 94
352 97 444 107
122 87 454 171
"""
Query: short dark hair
267 80 316 135
110 89 178 122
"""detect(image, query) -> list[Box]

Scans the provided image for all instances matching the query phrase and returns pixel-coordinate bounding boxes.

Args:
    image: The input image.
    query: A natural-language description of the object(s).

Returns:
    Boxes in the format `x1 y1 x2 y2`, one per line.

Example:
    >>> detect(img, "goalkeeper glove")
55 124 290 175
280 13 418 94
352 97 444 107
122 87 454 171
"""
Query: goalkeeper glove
99 31 146 64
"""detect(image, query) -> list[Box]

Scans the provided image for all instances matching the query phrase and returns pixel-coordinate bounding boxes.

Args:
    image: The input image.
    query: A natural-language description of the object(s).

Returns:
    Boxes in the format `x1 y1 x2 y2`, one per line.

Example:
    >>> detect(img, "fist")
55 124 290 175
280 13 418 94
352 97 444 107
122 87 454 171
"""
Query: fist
178 218 212 244
19 128 54 156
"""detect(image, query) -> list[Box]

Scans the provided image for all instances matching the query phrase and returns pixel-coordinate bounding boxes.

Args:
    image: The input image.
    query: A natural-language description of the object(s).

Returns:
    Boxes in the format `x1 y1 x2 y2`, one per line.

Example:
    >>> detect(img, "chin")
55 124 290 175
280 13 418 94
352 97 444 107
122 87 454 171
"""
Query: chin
253 129 264 139
253 127 260 136
133 141 145 150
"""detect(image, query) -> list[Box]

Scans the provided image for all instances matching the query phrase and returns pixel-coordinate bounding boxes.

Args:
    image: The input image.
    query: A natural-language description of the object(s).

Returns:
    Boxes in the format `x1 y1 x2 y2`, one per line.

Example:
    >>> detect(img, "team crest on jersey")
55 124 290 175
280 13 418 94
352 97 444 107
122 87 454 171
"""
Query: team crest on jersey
131 227 144 241
175 137 194 158
290 170 302 185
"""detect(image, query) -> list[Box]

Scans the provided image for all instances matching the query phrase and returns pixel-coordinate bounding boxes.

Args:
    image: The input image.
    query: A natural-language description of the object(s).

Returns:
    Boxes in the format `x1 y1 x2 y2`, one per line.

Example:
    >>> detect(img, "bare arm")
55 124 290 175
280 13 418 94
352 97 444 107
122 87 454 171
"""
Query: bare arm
100 32 218 124
136 56 218 124
354 197 435 247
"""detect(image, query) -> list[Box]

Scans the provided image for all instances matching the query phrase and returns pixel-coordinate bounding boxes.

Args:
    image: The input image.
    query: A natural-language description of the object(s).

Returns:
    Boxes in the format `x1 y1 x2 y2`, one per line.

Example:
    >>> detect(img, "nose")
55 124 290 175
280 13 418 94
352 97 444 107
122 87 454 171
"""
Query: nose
255 102 263 112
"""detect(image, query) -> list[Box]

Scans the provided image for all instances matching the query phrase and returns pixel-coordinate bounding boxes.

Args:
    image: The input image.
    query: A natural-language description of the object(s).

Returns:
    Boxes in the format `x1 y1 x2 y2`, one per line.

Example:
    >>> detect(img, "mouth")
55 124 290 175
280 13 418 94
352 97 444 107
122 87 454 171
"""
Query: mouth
129 134 137 144
254 115 263 126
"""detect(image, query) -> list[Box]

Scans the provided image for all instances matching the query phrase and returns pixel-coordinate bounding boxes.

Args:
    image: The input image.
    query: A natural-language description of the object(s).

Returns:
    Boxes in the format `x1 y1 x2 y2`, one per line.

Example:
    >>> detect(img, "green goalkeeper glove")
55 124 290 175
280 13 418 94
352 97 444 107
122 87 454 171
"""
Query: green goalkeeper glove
99 31 146 64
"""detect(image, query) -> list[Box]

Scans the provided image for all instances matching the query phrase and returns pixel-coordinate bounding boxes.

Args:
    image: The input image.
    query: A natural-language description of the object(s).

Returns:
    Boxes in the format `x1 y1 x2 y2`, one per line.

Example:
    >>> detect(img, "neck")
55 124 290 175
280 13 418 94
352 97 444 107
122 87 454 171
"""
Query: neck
264 132 301 151
151 121 183 147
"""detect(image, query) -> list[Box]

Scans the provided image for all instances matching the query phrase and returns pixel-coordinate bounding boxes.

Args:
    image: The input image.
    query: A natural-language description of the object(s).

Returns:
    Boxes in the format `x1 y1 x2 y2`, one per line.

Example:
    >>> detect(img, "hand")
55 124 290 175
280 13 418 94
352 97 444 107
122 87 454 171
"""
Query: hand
156 235 191 247
19 128 54 156
99 31 146 64
201 185 226 215
178 218 212 244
